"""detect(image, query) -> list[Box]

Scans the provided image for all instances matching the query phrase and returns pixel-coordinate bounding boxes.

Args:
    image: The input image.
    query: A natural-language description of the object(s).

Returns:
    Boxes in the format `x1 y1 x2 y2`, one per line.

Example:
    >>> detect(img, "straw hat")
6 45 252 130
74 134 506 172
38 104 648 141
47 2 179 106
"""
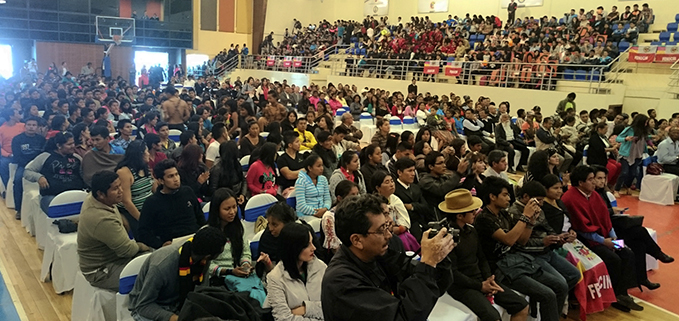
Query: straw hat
438 189 483 214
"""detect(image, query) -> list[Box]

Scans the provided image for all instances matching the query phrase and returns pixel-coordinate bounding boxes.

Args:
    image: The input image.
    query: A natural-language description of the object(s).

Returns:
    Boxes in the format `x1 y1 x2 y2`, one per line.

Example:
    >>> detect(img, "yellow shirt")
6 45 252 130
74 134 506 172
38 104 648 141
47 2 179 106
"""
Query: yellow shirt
294 128 317 150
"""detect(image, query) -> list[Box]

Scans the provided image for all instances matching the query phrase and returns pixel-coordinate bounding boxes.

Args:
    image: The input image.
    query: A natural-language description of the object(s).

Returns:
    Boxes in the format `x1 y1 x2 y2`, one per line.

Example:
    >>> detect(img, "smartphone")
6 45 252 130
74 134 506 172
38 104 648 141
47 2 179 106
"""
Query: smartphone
612 240 625 249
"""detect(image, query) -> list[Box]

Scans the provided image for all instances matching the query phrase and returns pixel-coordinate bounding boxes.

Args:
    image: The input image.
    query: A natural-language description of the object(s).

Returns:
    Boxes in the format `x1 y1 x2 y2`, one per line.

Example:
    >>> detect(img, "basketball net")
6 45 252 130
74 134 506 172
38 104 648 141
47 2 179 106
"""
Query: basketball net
113 35 122 46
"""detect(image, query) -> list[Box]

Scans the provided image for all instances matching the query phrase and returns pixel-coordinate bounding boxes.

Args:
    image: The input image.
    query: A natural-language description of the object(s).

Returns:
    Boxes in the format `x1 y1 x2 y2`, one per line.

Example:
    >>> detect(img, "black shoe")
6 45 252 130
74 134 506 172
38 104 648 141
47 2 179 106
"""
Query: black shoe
508 168 517 174
618 295 644 311
15 211 20 220
611 302 631 313
640 279 660 290
658 253 675 264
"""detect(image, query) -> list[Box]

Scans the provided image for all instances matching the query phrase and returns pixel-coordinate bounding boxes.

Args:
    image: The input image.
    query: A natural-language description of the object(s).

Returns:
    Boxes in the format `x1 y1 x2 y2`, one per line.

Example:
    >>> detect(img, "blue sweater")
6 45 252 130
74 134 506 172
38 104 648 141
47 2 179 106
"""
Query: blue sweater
294 171 331 217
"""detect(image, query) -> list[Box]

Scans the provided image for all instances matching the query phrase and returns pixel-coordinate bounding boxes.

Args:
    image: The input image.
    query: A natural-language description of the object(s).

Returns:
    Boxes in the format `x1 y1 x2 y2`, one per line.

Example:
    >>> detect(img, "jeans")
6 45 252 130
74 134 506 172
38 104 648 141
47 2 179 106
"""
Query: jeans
0 156 12 193
615 157 643 191
504 259 569 321
40 195 56 214
12 166 24 212
536 250 582 291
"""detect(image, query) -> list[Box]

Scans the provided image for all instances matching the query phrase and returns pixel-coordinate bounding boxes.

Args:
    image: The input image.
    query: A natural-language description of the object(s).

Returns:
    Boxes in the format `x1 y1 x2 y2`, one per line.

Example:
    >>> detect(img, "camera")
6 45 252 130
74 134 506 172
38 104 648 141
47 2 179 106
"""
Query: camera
428 218 460 243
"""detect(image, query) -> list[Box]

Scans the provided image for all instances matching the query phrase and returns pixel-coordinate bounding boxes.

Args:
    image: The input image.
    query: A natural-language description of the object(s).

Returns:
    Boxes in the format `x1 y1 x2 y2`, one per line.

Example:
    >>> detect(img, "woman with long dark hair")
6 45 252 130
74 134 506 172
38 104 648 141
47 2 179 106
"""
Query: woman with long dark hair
416 126 439 151
209 141 247 205
257 202 298 266
359 143 388 193
525 148 562 184
137 112 159 139
314 114 334 137
264 223 326 321
460 152 487 197
311 131 337 178
239 120 265 157
329 150 366 199
177 144 210 200
281 111 297 133
614 114 651 194
246 142 278 196
207 188 252 280
445 138 467 172
24 132 85 213
72 123 92 158
115 140 154 237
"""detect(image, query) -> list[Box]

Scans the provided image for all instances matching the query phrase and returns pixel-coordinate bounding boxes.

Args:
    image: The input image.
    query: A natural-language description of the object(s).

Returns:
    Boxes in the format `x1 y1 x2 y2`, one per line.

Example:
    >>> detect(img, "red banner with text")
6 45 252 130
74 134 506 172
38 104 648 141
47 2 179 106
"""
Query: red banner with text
627 45 658 63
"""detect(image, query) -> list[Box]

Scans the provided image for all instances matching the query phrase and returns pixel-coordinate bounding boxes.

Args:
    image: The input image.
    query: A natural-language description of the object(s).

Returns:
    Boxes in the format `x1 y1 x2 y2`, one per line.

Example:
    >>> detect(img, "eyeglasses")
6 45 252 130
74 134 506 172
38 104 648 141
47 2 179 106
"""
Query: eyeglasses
366 221 393 236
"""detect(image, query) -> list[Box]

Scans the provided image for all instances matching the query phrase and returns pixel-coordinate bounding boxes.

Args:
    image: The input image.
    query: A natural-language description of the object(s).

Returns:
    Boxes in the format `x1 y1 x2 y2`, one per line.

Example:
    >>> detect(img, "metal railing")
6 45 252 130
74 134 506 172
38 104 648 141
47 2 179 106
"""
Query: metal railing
604 47 633 85
668 59 679 96
328 57 613 93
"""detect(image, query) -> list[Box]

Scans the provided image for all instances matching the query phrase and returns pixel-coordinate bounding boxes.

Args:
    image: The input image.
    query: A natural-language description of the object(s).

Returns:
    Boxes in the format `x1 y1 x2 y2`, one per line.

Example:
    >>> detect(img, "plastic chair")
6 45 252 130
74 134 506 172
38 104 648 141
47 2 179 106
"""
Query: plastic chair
243 194 278 241
659 32 671 42
168 129 182 143
559 18 565 25
116 253 152 321
675 32 679 42
669 41 679 46
668 22 678 33
676 13 679 23
563 69 575 80
590 70 600 82
477 34 485 41
131 125 138 137
470 34 477 41
40 190 88 294
651 41 663 46
618 41 631 52
582 145 589 165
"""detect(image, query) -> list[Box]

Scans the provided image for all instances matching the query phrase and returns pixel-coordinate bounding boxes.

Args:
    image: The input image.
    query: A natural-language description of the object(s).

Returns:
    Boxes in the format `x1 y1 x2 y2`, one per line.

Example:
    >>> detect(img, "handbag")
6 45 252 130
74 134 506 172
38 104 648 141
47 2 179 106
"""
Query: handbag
646 162 663 175
611 214 644 230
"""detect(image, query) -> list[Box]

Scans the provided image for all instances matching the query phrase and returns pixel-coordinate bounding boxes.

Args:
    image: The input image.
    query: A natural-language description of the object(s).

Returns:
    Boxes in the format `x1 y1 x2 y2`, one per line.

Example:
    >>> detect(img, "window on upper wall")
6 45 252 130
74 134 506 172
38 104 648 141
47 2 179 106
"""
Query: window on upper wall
59 0 89 14
90 0 119 17
29 0 57 10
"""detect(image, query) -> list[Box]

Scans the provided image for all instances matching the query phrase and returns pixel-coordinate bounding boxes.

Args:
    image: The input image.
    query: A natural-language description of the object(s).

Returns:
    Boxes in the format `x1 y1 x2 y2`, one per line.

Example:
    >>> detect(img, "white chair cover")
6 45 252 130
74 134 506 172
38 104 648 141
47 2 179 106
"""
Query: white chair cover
117 253 152 321
243 194 277 241
40 190 88 293
6 163 17 208
299 216 322 233
168 129 182 143
639 173 679 205
71 271 116 321
646 228 659 271
21 178 40 236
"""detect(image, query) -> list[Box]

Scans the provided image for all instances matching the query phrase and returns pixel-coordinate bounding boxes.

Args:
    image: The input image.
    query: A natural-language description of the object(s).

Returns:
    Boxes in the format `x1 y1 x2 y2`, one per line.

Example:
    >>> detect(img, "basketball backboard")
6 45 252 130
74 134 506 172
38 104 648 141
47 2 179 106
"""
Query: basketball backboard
95 16 136 44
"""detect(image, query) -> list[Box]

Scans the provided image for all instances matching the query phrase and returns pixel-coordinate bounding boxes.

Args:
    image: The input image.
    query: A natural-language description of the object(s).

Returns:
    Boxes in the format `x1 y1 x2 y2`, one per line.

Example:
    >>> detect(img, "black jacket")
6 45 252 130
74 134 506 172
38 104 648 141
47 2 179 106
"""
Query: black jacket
321 245 452 321
587 134 609 167
447 224 492 292
495 123 523 147
393 181 433 240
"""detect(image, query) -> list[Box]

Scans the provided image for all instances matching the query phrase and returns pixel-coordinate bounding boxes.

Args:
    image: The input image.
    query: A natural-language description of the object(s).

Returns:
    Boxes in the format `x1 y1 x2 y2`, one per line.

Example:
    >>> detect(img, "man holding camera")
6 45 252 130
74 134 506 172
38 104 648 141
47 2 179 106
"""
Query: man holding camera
439 189 529 321
322 194 455 321
474 176 567 321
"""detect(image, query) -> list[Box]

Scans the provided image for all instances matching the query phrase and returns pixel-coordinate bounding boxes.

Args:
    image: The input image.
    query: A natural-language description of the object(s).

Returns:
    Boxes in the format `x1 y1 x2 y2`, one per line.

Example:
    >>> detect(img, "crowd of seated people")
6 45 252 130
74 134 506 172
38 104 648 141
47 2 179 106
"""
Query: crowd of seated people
2 61 679 320
264 4 656 83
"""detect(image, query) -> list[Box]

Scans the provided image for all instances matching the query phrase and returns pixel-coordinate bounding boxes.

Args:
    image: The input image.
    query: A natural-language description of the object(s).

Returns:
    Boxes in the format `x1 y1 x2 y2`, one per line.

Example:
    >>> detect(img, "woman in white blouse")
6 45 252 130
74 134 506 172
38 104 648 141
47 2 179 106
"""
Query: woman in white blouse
264 223 326 321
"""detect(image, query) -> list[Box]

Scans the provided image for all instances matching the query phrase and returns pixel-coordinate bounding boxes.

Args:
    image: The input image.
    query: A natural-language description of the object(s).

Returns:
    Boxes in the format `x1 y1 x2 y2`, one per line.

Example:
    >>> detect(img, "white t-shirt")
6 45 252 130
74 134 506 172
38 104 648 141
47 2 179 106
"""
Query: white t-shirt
205 141 221 163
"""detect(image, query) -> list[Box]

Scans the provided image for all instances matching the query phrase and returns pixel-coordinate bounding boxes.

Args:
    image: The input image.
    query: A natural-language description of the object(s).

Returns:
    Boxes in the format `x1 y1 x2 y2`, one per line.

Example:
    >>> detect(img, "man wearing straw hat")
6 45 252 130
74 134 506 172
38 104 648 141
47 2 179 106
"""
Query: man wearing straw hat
439 189 529 321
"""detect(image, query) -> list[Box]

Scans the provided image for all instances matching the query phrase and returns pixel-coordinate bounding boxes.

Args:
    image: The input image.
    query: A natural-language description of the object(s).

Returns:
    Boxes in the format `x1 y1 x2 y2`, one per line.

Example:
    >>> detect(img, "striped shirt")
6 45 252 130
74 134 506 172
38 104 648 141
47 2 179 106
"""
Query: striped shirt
295 171 332 217
118 169 153 212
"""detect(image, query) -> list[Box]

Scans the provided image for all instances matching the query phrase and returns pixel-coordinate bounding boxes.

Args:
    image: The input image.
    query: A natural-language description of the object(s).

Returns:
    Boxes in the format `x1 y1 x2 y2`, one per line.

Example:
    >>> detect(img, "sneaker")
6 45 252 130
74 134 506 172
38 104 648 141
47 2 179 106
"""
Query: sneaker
15 211 20 220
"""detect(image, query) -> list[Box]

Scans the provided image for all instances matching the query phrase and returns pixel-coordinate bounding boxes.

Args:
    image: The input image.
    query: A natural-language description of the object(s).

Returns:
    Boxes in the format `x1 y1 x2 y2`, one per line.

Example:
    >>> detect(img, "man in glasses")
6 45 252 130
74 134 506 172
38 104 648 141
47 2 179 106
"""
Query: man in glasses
322 194 455 321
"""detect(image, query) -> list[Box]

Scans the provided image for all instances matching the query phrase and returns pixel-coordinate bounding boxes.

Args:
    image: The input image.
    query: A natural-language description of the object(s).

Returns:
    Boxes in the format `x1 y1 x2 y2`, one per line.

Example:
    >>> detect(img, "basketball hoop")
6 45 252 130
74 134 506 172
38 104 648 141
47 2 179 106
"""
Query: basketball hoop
113 35 122 46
